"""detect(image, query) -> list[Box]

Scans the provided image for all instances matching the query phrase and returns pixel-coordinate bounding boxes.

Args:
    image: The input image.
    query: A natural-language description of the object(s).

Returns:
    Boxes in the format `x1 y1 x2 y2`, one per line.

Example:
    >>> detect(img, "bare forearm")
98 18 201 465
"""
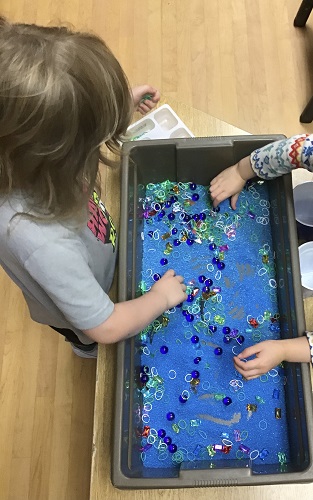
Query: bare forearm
84 291 168 344
237 156 255 181
281 337 311 363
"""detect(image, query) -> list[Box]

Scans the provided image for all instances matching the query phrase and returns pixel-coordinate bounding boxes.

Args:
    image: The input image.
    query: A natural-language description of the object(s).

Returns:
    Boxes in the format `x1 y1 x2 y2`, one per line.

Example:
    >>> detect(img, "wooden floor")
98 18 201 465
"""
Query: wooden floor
0 1 313 499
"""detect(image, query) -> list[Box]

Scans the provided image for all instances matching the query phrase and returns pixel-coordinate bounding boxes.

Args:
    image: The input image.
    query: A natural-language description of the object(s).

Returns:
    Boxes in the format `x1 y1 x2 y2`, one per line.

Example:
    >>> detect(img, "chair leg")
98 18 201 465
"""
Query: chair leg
294 0 313 27
300 96 313 123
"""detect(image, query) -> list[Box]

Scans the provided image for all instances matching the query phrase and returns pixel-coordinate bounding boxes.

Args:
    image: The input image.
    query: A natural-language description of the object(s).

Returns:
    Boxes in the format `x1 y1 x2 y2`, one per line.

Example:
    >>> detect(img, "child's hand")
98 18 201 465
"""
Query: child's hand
233 340 286 380
131 85 161 115
209 164 246 210
209 156 255 209
150 269 187 310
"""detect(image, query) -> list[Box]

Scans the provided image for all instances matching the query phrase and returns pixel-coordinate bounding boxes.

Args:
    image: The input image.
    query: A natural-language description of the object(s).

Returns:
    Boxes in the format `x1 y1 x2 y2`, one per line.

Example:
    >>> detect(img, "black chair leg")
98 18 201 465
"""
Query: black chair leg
294 0 313 27
300 96 313 123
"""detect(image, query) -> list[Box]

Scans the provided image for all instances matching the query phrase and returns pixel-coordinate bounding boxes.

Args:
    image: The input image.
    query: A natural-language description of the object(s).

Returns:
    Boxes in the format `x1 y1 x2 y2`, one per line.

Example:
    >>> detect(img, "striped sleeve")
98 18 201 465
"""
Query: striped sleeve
250 134 313 179
306 331 313 365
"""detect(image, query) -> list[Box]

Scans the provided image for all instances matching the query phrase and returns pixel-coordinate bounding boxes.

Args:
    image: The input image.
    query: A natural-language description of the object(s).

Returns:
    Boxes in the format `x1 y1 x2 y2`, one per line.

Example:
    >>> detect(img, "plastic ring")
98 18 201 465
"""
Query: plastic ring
169 370 177 379
237 392 246 401
249 450 259 461
222 439 233 447
259 420 268 430
142 414 150 424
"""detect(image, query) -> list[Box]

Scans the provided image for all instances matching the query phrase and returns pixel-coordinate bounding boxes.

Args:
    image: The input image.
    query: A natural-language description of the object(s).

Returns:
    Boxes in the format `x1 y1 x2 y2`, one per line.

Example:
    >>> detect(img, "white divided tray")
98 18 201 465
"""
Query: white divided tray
125 104 194 141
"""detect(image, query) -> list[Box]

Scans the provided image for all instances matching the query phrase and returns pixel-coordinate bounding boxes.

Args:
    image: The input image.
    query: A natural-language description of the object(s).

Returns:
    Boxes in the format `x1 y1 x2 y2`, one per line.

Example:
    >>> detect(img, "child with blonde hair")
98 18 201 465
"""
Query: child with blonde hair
0 17 186 358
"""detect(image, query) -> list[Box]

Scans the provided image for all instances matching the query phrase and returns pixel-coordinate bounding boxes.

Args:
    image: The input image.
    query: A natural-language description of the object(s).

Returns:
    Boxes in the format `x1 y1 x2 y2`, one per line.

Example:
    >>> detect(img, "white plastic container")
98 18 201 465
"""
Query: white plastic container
125 104 194 141
299 241 313 290
293 181 313 241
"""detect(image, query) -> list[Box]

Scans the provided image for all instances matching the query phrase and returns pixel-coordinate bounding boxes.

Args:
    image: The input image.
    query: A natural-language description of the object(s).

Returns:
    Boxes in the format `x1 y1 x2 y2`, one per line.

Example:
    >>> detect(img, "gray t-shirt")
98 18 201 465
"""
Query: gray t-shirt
0 191 117 344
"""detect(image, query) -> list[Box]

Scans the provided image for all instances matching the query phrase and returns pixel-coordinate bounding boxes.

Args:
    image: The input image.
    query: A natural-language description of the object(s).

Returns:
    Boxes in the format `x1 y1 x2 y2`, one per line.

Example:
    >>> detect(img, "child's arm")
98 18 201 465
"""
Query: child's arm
233 336 312 380
210 134 313 209
83 269 187 344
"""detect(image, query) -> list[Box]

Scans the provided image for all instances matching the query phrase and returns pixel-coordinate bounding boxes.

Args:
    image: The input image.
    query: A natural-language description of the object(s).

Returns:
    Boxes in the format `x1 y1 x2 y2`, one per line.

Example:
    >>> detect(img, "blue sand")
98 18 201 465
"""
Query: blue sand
135 181 289 469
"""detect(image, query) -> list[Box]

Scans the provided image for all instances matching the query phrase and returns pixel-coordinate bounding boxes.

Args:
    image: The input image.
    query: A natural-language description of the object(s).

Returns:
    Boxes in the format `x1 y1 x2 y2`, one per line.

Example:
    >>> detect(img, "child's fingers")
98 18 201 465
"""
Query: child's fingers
230 194 239 210
236 344 261 360
234 357 259 372
150 89 161 103
234 362 261 379
163 269 175 277
175 274 184 283
138 103 151 114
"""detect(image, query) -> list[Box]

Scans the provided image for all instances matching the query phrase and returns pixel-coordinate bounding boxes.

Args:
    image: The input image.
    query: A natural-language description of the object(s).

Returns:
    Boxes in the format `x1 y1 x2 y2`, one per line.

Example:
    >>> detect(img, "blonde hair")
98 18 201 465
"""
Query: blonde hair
0 17 133 221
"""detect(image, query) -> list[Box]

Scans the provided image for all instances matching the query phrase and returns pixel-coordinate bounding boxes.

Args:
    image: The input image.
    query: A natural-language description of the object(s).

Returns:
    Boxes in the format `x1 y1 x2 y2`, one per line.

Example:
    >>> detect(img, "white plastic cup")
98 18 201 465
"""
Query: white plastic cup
299 242 313 290
293 182 313 241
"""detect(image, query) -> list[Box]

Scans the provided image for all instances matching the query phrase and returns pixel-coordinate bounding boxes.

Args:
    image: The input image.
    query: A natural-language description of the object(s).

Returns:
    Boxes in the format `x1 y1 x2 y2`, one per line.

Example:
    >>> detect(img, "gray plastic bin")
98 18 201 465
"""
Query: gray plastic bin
112 136 313 489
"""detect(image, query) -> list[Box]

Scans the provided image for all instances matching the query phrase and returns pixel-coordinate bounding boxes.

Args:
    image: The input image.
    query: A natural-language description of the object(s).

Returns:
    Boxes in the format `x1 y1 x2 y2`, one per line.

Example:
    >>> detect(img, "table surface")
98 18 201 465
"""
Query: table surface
90 98 313 499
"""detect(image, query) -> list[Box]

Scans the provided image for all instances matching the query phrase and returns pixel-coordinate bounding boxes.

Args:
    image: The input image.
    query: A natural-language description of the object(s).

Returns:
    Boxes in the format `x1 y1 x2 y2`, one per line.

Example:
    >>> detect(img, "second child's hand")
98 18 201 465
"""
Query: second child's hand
209 156 255 209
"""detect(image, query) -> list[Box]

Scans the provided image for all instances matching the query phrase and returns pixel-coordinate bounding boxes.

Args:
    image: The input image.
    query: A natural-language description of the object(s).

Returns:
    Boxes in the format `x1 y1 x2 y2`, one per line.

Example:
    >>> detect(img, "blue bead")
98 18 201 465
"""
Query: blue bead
222 326 231 335
168 443 178 453
168 213 175 221
194 357 202 364
158 429 166 438
163 436 172 445
187 294 194 302
166 412 175 421
192 214 199 221
202 286 210 293
158 210 165 218
170 195 178 203
209 325 217 333
192 193 200 201
191 370 200 379
223 396 232 406
165 200 172 208
198 275 206 283
214 347 223 356
212 257 219 265
209 243 216 251
160 258 168 266
189 183 197 190
259 448 269 460
160 345 169 354
173 239 181 246
179 394 188 403
205 279 213 286
199 212 206 220
223 336 232 344
154 203 161 211
182 309 188 316
176 302 183 308
212 206 220 212
140 374 149 383
183 213 191 222
236 335 245 345
191 335 199 344
217 261 225 270
153 273 161 281
186 313 194 322
272 389 280 400
186 239 194 246
172 227 178 235
148 231 154 238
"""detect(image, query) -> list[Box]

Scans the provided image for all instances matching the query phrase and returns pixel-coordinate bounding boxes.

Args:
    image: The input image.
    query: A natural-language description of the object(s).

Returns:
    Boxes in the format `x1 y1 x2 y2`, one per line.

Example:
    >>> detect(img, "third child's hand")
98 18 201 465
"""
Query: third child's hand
150 269 187 310
233 340 286 380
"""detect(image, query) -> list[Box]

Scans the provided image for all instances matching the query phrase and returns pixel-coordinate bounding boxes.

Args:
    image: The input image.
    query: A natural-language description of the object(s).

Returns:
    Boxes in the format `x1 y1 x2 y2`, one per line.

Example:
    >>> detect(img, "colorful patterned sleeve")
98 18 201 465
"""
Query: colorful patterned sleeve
306 331 313 365
250 134 313 179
